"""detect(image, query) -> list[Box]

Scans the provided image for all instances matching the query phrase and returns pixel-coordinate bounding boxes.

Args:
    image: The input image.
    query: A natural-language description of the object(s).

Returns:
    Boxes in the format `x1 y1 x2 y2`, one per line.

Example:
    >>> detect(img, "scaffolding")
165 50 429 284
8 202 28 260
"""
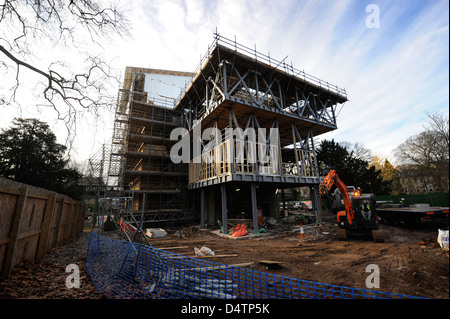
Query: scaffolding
103 67 196 227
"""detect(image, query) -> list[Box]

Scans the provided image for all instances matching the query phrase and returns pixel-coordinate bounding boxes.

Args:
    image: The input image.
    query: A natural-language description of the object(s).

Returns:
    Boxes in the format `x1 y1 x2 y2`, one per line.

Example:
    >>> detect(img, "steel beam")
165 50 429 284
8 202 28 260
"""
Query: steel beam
200 188 205 228
221 184 228 234
251 183 258 234
311 184 322 225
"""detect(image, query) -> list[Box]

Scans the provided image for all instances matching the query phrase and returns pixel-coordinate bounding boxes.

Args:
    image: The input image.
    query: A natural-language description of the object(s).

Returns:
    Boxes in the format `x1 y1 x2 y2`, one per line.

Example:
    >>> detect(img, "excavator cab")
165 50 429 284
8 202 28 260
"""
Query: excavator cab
352 196 377 225
336 195 383 242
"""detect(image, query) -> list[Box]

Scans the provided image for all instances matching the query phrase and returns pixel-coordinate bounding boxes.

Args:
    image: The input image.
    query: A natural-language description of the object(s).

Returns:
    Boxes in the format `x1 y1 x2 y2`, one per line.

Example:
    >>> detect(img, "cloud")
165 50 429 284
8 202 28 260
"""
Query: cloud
313 0 449 160
1 0 448 164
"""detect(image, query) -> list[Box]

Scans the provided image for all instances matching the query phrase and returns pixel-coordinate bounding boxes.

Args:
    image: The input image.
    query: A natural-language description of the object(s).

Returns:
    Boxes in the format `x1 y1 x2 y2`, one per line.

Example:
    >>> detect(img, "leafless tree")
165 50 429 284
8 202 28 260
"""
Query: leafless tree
424 111 449 153
341 141 372 162
0 0 130 145
395 111 449 192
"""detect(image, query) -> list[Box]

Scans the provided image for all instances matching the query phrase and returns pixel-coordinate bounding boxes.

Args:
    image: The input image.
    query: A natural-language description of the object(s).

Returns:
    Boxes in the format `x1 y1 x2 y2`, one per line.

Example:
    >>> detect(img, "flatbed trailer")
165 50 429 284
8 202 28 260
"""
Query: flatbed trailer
376 204 449 225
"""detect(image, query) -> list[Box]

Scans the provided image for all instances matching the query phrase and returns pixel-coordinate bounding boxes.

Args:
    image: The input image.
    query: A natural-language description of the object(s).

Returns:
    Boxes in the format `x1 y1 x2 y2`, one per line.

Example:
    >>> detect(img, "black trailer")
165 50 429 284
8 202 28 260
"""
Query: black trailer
376 203 449 225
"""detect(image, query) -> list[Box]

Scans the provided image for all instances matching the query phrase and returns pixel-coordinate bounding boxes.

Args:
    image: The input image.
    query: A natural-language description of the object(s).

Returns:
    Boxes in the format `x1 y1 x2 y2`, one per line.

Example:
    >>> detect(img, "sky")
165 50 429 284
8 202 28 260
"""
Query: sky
0 0 448 167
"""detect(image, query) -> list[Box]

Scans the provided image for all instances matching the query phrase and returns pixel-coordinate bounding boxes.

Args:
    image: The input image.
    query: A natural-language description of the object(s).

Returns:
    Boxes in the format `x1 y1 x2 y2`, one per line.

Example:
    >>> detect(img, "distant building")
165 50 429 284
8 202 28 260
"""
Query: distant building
398 164 449 194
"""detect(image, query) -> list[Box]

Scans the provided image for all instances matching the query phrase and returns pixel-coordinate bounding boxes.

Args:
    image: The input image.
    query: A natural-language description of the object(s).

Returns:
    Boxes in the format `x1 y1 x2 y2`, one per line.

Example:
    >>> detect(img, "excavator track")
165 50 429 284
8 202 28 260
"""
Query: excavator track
371 229 384 243
336 228 347 240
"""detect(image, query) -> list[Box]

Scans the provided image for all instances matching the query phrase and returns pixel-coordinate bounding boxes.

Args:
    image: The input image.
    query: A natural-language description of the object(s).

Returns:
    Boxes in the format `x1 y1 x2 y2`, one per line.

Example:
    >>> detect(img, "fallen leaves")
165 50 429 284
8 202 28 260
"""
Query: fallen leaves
0 233 104 299
0 258 104 299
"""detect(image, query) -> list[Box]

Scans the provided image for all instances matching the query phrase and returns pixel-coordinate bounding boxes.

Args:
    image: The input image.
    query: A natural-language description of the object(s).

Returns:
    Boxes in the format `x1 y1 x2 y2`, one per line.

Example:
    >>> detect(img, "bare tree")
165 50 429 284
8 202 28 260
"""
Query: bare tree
395 111 449 192
424 111 449 153
0 0 129 144
341 141 372 162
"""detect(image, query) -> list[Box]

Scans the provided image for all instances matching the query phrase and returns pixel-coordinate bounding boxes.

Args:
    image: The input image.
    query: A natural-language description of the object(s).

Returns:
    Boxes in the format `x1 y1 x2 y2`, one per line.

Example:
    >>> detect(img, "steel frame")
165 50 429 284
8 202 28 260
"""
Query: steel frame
177 34 347 190
204 59 339 128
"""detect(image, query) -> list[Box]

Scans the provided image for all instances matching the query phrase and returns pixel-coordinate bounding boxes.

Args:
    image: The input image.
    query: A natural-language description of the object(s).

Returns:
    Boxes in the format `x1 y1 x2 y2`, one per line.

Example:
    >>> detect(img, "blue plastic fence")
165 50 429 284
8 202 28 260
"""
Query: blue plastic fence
86 232 424 299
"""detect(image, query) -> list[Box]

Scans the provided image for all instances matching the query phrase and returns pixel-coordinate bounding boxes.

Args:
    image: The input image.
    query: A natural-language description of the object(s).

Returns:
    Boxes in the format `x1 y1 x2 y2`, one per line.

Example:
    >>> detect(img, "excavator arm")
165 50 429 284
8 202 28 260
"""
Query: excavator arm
319 170 355 225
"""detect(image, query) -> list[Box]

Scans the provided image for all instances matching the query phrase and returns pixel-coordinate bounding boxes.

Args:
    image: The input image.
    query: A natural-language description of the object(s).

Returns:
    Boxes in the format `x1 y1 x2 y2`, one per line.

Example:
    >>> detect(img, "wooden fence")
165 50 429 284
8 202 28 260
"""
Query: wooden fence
0 180 86 279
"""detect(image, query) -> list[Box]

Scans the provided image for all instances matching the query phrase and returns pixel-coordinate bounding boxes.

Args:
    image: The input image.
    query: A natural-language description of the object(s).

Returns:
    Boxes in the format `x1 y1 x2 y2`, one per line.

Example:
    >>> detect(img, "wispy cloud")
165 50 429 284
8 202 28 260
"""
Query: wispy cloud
318 0 449 161
1 0 448 163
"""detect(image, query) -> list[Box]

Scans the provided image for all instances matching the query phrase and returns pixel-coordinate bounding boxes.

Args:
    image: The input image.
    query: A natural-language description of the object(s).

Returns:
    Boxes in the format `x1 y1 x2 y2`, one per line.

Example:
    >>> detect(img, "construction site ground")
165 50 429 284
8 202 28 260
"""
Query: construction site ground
0 212 448 299
149 214 449 299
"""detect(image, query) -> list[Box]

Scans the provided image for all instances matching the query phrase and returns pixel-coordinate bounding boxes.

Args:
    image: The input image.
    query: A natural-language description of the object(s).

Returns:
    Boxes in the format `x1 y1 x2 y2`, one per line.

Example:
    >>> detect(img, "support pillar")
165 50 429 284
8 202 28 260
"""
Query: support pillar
200 188 205 228
207 188 215 226
281 188 287 217
311 185 322 224
221 184 227 234
251 183 258 234
141 193 146 213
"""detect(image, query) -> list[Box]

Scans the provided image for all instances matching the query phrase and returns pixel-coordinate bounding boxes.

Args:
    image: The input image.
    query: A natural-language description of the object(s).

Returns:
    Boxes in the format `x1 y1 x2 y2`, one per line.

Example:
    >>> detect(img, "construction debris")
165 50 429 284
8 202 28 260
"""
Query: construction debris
159 246 189 251
230 224 248 237
175 226 199 238
194 246 215 257
145 228 167 238
437 229 449 251
155 268 238 299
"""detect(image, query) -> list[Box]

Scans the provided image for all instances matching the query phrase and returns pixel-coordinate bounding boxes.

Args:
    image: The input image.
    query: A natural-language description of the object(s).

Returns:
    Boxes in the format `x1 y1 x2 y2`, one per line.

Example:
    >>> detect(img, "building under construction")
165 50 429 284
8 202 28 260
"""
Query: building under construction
106 67 194 225
98 34 347 231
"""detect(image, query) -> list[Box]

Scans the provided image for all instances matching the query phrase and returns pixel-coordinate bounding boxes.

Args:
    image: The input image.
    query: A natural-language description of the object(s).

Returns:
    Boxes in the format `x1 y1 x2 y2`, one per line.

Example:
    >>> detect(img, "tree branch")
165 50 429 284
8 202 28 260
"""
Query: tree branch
0 0 129 152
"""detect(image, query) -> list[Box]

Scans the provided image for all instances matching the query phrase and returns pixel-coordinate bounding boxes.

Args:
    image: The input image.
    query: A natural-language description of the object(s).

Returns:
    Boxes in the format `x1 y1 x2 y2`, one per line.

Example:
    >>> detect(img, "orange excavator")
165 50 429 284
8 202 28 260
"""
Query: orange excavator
319 170 384 242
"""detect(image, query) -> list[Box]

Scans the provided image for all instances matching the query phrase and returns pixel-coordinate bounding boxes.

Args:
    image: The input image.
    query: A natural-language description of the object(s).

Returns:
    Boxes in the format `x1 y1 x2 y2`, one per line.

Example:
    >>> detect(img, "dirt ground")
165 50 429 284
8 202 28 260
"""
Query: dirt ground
147 216 449 299
0 213 448 299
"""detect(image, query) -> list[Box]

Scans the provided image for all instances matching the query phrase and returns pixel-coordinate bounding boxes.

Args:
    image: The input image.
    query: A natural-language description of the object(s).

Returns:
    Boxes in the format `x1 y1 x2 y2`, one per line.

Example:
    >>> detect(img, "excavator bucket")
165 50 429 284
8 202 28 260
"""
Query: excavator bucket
318 184 327 195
